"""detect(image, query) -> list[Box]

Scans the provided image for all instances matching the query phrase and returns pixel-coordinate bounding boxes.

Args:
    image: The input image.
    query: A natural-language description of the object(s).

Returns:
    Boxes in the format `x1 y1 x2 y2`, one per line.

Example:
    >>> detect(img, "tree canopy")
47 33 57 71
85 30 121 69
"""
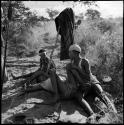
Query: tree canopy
46 9 59 20
1 1 45 57
85 9 101 20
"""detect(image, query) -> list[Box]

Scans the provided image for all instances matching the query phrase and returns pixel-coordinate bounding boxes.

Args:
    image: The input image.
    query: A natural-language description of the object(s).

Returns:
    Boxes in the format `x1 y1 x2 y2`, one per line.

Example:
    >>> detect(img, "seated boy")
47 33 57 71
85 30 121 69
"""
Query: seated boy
12 49 56 88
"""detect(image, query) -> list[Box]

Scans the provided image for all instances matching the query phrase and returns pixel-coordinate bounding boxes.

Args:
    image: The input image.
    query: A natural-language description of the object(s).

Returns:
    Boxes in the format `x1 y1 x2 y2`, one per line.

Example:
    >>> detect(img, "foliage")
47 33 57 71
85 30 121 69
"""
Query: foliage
63 1 98 7
1 1 44 57
96 19 115 34
46 9 59 20
39 16 49 22
77 18 123 96
78 12 84 19
81 1 97 6
1 1 123 97
85 9 101 20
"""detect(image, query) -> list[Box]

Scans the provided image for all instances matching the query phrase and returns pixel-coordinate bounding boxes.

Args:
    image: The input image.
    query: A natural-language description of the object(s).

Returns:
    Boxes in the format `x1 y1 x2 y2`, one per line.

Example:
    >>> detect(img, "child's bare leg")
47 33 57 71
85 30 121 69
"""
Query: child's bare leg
74 92 94 117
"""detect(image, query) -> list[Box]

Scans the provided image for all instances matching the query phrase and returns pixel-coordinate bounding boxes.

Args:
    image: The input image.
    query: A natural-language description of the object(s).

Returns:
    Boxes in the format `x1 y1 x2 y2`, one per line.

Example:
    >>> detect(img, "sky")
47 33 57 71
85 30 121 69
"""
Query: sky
23 1 123 19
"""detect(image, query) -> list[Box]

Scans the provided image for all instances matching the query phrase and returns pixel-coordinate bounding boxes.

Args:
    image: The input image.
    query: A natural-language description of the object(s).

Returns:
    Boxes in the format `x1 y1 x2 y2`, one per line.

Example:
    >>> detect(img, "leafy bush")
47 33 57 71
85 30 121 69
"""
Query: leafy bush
78 18 123 96
96 20 114 34
2 1 48 58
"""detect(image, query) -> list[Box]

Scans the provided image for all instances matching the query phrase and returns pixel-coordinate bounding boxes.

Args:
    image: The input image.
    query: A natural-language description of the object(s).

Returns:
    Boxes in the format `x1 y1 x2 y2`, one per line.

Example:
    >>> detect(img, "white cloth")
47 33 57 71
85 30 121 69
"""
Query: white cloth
69 44 81 53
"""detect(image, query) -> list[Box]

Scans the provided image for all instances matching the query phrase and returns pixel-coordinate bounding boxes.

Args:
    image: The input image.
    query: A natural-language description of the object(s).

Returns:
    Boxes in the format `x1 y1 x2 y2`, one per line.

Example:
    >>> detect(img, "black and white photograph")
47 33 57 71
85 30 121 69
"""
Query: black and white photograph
1 1 123 124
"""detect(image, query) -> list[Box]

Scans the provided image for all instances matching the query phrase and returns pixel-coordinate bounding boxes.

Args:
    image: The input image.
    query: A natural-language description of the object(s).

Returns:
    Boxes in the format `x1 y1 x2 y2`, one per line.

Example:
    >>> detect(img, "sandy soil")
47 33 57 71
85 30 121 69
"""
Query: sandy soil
2 55 122 124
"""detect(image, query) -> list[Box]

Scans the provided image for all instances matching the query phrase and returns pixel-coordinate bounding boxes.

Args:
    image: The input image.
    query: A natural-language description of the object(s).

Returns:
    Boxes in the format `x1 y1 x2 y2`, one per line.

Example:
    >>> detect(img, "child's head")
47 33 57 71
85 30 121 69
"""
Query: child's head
69 44 81 59
39 49 46 58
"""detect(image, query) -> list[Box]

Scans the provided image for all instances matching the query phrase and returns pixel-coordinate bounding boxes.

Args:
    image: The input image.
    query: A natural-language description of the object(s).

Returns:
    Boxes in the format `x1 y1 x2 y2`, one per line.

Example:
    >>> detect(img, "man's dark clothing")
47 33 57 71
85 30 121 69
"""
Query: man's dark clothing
55 8 75 60
40 56 56 73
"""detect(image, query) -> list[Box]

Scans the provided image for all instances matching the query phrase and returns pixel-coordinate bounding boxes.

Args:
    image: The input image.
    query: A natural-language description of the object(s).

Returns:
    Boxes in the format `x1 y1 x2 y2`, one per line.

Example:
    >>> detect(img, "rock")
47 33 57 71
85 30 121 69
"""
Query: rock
102 75 112 83
58 110 87 123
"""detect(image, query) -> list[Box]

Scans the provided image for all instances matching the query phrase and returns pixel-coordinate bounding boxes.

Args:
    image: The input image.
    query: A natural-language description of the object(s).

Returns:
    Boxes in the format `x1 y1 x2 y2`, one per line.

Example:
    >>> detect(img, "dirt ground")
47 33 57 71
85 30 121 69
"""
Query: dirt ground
1 56 123 124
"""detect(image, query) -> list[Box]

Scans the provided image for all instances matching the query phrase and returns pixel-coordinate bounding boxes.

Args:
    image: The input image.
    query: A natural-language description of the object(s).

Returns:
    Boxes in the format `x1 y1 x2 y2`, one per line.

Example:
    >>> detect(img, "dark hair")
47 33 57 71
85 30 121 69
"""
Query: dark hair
73 50 80 55
39 49 45 54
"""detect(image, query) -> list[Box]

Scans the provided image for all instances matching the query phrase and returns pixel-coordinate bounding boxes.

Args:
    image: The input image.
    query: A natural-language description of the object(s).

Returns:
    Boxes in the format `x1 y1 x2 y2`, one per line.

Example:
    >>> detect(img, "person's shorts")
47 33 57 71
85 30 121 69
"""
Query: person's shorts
80 83 101 98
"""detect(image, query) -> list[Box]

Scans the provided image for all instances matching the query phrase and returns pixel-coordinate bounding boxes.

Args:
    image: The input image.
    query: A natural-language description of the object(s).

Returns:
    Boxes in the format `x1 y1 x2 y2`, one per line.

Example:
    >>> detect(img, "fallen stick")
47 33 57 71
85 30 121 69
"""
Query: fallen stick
6 61 39 64
6 64 38 67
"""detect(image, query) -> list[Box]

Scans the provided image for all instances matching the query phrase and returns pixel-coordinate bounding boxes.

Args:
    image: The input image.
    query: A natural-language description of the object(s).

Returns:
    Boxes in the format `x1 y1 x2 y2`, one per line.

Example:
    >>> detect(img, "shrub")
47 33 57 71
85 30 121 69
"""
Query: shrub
78 18 123 96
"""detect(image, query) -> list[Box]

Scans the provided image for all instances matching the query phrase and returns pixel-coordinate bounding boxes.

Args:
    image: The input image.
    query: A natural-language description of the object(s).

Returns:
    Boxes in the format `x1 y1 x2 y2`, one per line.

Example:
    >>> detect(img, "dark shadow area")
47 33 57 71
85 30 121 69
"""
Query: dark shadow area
60 99 88 117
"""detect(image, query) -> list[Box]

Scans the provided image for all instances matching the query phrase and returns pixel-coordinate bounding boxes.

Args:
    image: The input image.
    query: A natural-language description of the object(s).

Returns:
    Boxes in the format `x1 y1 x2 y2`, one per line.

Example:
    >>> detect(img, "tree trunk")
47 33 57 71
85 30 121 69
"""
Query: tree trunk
1 33 8 83
1 55 8 82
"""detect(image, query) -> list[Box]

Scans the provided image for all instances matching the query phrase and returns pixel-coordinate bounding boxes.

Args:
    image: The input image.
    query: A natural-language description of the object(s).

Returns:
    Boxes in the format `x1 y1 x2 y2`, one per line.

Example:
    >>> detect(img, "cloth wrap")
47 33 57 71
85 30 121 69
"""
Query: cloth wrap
55 8 75 60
